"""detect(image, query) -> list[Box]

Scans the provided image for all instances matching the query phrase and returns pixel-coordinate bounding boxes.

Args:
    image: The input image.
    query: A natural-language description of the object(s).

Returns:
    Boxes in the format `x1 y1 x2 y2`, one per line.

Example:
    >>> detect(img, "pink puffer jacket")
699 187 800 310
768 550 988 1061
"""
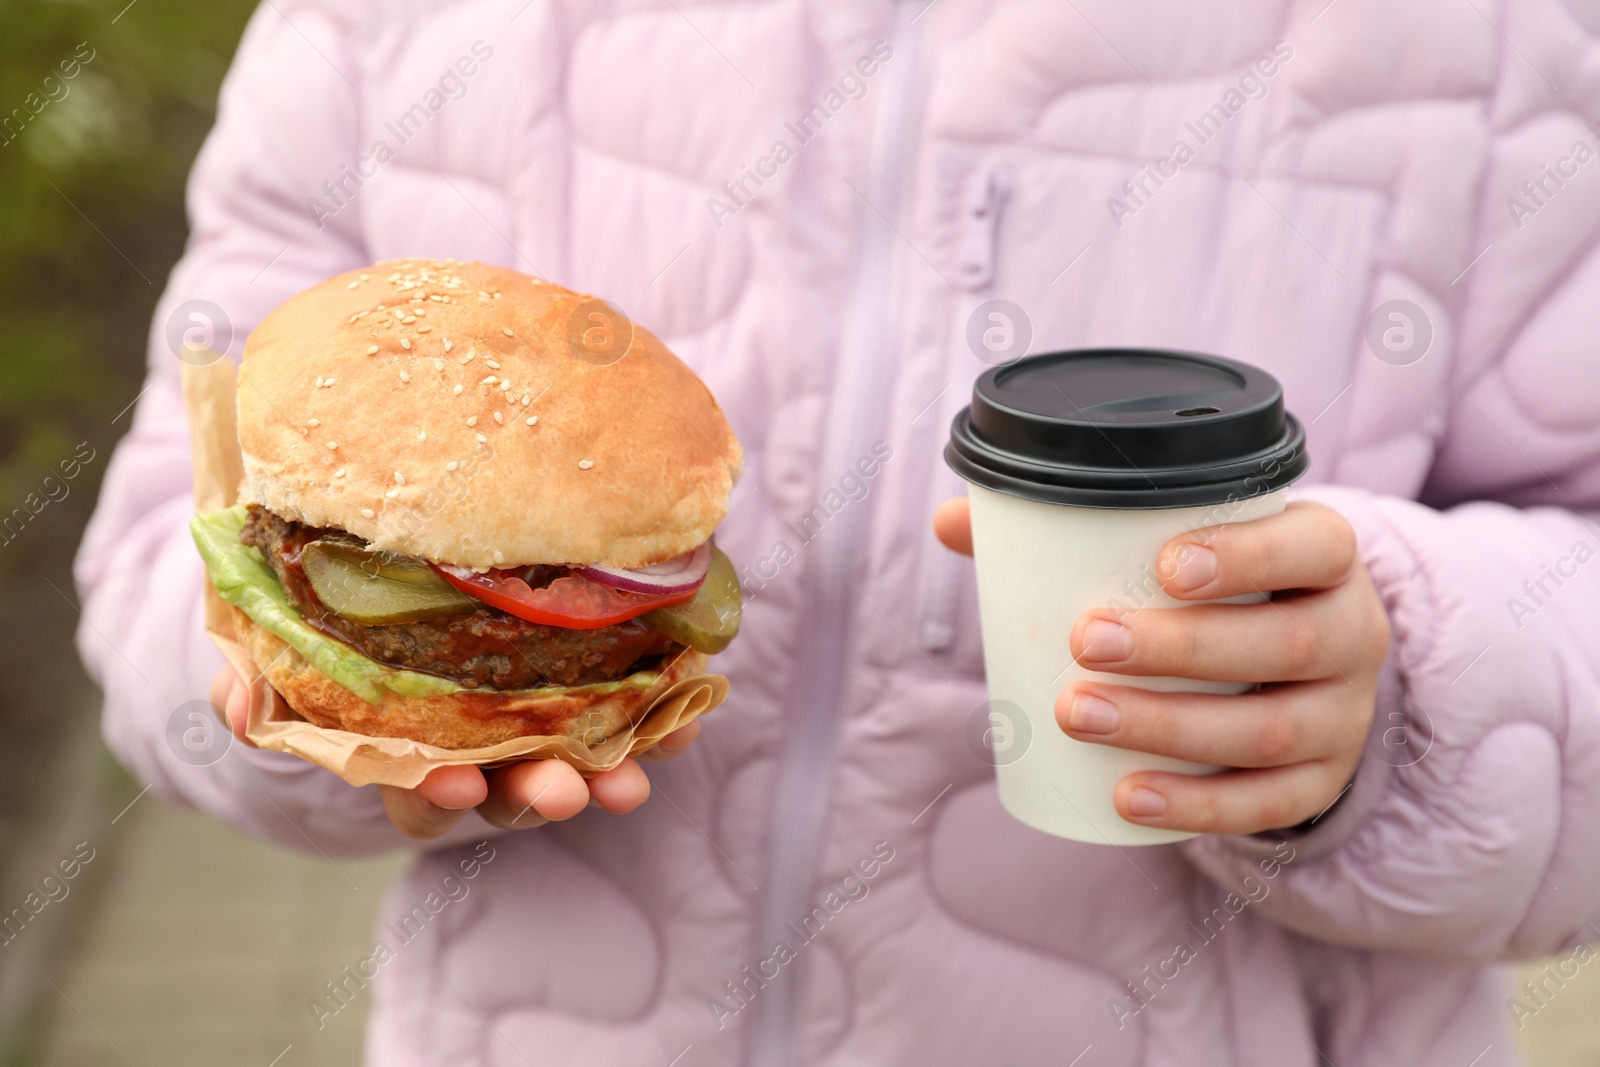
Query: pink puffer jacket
76 1 1600 1064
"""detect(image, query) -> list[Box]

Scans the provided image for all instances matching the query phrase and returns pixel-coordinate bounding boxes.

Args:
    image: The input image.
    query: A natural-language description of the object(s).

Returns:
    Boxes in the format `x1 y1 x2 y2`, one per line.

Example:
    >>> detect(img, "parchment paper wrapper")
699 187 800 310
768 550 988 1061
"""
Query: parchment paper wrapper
181 357 730 789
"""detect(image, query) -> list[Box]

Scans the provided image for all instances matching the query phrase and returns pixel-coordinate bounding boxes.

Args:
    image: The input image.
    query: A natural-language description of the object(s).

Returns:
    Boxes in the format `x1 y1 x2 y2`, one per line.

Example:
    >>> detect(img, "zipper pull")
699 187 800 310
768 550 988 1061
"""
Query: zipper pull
955 165 1008 290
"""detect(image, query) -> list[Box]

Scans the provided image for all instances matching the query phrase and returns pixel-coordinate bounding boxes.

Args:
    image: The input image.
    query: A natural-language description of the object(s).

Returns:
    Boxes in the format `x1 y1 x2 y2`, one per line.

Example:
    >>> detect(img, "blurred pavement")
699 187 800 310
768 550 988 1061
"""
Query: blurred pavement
6 743 405 1067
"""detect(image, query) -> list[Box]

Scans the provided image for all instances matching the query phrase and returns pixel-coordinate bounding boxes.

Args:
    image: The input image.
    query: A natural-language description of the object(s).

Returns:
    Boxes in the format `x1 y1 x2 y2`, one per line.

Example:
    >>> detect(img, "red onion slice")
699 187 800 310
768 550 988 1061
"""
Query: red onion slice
577 542 711 595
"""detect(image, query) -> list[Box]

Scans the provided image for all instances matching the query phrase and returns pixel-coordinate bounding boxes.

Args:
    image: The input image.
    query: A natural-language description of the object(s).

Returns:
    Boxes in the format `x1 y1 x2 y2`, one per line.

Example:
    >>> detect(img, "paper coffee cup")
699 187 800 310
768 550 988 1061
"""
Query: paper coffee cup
946 349 1308 846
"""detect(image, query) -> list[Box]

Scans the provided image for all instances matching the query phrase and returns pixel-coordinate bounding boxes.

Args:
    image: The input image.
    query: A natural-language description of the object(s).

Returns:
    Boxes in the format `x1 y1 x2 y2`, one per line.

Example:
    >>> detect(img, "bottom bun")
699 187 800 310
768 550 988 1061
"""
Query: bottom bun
232 607 708 750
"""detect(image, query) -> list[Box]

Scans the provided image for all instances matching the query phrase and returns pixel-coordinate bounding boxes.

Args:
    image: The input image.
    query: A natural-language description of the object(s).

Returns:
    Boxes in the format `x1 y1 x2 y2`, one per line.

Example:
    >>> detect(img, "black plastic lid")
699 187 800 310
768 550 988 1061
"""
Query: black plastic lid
945 349 1307 509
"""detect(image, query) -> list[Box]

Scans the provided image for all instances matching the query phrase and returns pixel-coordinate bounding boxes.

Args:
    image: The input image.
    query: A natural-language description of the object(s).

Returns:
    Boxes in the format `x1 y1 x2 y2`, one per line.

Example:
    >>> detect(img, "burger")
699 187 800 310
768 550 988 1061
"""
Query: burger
190 259 743 750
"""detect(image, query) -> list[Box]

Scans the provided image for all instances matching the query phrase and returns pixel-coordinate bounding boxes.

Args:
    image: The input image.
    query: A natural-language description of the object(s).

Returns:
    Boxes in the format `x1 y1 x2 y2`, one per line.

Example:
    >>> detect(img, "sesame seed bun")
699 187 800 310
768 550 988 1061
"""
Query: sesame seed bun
237 259 741 569
229 605 710 750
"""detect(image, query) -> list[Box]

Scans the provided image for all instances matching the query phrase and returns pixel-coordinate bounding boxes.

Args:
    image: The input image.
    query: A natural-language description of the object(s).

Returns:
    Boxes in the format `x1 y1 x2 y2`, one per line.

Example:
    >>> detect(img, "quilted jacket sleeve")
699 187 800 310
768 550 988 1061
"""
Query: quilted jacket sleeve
74 4 497 856
1184 214 1600 961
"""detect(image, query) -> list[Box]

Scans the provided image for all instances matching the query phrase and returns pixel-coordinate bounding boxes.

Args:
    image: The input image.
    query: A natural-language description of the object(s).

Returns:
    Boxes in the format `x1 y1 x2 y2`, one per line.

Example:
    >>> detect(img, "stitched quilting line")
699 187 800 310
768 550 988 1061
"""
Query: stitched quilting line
913 779 1161 1060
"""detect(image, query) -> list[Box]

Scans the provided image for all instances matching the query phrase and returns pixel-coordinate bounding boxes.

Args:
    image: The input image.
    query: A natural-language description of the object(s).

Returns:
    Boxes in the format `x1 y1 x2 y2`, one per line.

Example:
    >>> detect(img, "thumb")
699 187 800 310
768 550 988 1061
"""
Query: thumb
210 666 259 748
932 497 973 556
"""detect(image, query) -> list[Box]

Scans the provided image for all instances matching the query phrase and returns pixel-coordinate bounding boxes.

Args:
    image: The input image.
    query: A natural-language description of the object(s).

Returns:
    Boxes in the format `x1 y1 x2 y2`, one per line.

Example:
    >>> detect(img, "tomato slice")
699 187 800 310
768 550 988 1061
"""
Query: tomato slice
434 564 699 629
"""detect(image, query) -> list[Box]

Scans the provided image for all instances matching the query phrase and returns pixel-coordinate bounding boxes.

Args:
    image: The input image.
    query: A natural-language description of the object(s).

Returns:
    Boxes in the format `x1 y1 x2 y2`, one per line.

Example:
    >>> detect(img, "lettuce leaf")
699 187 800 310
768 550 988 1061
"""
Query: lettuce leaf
190 505 661 705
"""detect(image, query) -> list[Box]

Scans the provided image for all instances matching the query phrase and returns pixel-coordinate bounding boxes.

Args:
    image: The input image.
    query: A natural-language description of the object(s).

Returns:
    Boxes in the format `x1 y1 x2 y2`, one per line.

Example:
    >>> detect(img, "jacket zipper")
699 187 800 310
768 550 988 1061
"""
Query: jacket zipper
745 7 927 1065
918 163 1006 651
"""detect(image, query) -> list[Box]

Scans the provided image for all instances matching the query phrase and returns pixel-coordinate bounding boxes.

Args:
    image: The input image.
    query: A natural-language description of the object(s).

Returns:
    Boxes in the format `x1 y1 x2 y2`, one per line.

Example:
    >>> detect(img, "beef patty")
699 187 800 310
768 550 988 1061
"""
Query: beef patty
239 505 679 690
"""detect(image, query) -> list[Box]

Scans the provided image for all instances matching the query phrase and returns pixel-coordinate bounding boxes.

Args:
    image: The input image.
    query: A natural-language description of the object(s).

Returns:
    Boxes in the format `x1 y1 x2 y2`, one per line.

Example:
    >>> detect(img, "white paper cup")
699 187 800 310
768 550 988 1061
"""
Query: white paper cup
946 349 1307 846
967 483 1287 845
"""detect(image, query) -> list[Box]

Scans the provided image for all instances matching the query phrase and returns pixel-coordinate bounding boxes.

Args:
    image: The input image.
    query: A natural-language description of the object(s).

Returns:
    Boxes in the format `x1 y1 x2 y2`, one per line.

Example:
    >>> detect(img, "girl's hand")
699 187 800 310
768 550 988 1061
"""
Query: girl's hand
207 666 700 840
933 499 1389 836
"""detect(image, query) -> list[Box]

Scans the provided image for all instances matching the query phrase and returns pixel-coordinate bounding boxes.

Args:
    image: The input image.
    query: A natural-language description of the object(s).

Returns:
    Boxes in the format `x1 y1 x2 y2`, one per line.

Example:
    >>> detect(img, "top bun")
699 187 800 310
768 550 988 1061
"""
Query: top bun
237 260 741 570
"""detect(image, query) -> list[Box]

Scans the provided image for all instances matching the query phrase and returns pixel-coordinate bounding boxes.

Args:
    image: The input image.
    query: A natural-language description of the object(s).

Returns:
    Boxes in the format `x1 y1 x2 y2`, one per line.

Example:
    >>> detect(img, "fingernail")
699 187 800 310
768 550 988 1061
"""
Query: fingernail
1081 617 1133 662
1127 787 1167 818
1068 693 1119 734
1170 544 1217 592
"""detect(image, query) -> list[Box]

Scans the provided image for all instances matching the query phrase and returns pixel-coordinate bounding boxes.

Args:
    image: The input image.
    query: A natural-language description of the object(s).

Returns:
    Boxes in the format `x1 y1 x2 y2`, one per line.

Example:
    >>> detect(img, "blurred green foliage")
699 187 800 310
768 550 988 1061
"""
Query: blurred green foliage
0 0 257 569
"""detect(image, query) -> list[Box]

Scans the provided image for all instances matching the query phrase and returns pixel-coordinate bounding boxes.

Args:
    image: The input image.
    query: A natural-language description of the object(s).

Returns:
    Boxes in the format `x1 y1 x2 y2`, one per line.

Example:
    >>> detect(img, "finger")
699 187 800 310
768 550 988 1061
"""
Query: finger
1072 586 1370 683
1112 760 1353 835
639 720 701 762
208 668 234 722
381 765 487 840
587 758 651 814
415 764 490 809
224 676 256 745
1057 680 1361 768
480 760 588 829
1157 501 1358 599
933 497 973 556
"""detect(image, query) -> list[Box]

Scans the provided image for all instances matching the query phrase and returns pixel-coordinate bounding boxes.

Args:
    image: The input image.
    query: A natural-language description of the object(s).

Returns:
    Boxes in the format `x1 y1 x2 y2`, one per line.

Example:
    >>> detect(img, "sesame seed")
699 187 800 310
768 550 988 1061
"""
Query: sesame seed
500 380 512 391
308 418 320 427
443 338 453 352
578 459 593 470
502 327 514 337
334 468 346 477
349 315 359 324
327 441 338 450
324 377 337 388
400 338 412 350
466 416 477 427
359 274 369 281
418 430 427 442
394 472 406 484
433 359 445 371
493 411 503 424
418 326 431 333
525 415 538 426
315 376 324 388
385 488 399 499
481 376 497 385
348 280 359 289
399 370 411 383
493 550 505 563
476 433 487 443
485 359 501 370
521 394 530 405
453 384 464 396
367 345 379 356
446 461 459 472
361 508 375 518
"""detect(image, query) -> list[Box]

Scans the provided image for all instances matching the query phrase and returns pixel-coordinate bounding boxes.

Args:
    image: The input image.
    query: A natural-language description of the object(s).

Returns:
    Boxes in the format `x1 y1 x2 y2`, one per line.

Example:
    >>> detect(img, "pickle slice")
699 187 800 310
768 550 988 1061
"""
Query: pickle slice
300 540 481 624
641 545 742 654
